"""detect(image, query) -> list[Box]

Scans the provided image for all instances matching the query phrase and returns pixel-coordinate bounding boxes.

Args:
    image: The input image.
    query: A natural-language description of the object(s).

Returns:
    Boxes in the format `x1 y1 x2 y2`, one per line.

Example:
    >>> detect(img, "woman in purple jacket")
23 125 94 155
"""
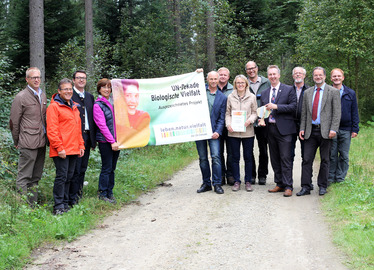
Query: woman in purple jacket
93 78 120 203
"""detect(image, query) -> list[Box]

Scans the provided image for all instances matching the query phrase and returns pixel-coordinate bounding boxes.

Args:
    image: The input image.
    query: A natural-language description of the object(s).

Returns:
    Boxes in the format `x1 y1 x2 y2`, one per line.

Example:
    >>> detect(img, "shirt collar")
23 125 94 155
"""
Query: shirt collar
28 85 42 95
74 86 85 97
315 83 326 91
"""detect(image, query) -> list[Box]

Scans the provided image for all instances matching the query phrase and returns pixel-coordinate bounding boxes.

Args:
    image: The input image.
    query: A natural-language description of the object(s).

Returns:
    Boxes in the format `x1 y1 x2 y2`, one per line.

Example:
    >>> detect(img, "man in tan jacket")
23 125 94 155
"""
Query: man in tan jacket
9 67 47 206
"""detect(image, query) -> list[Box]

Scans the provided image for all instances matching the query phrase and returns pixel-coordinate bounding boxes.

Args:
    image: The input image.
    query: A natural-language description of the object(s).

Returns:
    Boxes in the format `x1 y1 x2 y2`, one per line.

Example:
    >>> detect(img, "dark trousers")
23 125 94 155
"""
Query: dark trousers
98 142 120 198
53 155 78 210
251 125 269 179
301 127 332 190
229 136 254 183
291 124 305 161
220 127 233 178
268 124 294 190
69 132 92 205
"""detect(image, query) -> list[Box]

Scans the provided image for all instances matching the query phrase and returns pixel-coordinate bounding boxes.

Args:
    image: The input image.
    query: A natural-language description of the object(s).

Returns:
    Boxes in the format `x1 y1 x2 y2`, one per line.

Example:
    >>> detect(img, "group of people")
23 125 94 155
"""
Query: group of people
195 61 359 197
9 63 359 214
9 68 121 215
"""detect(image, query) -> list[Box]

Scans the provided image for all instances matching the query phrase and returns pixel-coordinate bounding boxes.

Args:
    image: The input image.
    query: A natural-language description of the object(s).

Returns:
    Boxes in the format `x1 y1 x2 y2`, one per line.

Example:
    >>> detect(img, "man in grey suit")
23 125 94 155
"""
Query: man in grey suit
297 67 341 196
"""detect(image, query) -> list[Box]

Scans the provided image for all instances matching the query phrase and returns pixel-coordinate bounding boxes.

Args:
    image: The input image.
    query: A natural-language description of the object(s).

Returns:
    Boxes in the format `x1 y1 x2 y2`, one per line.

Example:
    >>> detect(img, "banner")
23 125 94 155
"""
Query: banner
111 72 212 149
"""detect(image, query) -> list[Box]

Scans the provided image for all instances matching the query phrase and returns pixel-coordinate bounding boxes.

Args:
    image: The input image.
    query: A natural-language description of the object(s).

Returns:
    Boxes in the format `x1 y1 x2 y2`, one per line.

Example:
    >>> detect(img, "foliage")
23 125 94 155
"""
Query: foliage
0 142 197 269
295 0 374 121
322 126 374 269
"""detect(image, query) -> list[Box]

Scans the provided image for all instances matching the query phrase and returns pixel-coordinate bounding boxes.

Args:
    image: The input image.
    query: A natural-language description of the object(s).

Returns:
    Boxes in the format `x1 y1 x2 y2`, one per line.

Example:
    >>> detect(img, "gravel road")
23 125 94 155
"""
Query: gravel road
26 145 348 270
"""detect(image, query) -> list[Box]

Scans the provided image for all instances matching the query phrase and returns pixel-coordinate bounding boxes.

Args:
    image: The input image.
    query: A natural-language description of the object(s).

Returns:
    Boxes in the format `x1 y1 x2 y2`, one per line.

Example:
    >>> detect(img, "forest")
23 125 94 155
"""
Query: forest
0 0 373 126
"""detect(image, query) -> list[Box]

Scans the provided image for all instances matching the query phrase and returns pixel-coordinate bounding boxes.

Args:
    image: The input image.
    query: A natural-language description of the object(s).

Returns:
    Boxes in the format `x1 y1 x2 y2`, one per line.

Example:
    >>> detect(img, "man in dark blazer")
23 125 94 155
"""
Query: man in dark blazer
291 66 309 161
196 70 227 195
260 65 297 197
297 67 341 196
69 70 96 206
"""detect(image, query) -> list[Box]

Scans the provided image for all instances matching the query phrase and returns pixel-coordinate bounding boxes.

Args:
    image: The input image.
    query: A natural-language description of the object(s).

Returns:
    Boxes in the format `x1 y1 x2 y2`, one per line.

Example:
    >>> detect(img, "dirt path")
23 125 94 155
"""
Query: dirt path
26 145 348 270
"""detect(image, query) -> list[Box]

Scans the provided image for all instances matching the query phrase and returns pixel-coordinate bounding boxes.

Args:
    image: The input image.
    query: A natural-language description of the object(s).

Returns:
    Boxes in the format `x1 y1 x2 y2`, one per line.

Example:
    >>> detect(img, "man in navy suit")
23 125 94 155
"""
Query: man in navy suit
196 71 227 195
69 70 96 206
260 65 297 197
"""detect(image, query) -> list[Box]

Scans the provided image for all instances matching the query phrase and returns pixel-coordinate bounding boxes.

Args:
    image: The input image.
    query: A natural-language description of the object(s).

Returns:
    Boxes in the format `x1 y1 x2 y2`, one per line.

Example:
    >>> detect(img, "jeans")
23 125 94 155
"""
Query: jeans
229 137 254 183
53 155 78 210
98 142 120 198
329 129 351 183
195 138 222 186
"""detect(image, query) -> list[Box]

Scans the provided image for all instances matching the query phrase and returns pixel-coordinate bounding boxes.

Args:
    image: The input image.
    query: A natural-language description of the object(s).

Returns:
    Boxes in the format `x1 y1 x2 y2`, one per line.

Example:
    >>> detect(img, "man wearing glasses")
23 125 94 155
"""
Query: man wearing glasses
9 67 47 206
69 71 96 207
245 61 271 186
47 78 85 215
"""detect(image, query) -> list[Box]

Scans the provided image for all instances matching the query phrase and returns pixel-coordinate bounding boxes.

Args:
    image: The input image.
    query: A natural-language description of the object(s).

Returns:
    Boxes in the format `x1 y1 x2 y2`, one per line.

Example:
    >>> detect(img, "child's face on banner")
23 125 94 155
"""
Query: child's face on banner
125 85 140 114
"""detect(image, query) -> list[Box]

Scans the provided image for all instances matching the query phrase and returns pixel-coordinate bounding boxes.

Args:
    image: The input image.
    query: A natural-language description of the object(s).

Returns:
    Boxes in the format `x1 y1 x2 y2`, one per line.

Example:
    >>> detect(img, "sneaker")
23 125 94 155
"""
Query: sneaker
99 196 116 204
108 195 117 204
53 208 65 215
232 182 240 191
245 182 253 192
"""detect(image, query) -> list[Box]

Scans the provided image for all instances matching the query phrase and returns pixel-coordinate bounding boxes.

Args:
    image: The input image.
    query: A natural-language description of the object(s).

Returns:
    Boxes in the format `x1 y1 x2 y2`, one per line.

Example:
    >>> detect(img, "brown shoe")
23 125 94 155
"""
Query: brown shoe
268 186 285 193
245 182 253 192
232 182 240 191
283 189 292 197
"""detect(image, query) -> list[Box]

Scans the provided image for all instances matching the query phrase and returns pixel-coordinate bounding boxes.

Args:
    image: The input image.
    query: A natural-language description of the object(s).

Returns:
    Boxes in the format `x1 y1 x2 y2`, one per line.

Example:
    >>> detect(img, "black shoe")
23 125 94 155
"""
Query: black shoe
258 177 266 185
250 178 256 185
319 187 327 196
310 183 314 190
296 187 311 196
197 184 212 193
214 185 224 194
227 176 235 186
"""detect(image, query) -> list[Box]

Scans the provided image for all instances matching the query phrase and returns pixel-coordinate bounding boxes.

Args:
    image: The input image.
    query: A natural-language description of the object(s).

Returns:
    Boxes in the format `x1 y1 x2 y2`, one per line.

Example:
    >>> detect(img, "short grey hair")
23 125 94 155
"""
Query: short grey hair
58 78 73 90
267 65 281 75
292 66 306 75
313 67 326 76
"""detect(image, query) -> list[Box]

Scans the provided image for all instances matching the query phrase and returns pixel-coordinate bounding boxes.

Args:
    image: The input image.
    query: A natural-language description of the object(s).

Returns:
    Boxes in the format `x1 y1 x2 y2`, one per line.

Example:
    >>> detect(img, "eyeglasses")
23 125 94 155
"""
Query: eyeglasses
60 88 73 92
75 77 87 80
246 67 257 71
28 76 41 81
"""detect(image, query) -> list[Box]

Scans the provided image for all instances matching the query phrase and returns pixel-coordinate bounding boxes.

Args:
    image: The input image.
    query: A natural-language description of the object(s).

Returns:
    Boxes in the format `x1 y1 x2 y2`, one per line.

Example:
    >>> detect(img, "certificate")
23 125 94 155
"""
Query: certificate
231 110 247 132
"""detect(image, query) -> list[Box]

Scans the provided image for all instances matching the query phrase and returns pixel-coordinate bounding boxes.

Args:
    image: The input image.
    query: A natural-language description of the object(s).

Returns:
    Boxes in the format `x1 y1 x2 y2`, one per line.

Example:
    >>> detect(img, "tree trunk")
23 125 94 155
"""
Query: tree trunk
85 0 94 77
206 0 216 71
29 0 45 82
172 0 181 57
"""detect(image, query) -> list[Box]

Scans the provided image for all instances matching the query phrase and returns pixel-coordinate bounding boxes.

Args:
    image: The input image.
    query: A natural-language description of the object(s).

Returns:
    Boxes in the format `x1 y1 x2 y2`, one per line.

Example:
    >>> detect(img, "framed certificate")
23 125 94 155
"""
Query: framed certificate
231 110 247 132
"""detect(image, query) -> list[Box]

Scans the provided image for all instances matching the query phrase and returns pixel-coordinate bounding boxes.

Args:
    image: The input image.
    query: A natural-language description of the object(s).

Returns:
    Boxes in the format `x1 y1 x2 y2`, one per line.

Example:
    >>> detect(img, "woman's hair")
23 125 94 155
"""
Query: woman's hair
121 79 139 93
233 74 249 91
97 78 111 95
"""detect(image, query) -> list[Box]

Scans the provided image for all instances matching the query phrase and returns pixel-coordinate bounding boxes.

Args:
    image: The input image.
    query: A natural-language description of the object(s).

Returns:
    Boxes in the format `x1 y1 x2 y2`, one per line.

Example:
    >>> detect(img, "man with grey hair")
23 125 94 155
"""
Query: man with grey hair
297 67 341 196
245 61 271 185
291 66 309 161
217 67 234 185
260 65 297 197
9 67 47 206
196 70 227 195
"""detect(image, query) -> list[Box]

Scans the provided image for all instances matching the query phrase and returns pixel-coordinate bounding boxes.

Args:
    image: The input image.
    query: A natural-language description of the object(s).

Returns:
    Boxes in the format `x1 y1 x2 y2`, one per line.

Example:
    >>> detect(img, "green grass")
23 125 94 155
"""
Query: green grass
322 126 374 270
0 142 197 270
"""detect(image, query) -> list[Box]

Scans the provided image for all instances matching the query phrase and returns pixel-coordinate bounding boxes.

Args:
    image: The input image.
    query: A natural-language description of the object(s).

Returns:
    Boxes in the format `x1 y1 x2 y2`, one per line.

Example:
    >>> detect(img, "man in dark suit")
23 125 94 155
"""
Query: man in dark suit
291 66 309 161
260 65 297 197
196 71 227 195
297 67 341 196
69 70 96 206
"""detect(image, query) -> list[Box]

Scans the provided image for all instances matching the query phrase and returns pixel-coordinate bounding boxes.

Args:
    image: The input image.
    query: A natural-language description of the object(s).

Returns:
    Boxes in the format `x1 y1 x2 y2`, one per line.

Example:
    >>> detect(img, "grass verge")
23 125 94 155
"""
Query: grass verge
322 126 374 269
0 142 197 270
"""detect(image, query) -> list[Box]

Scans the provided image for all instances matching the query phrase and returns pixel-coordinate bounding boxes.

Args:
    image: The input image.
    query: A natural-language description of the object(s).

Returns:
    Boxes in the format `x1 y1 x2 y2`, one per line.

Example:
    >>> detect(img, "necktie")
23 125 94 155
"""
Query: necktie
269 88 276 123
312 87 321 121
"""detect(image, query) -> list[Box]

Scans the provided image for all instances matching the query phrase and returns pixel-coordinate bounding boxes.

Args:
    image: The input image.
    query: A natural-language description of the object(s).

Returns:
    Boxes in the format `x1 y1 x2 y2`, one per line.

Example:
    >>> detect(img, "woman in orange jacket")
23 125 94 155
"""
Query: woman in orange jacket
47 78 84 215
